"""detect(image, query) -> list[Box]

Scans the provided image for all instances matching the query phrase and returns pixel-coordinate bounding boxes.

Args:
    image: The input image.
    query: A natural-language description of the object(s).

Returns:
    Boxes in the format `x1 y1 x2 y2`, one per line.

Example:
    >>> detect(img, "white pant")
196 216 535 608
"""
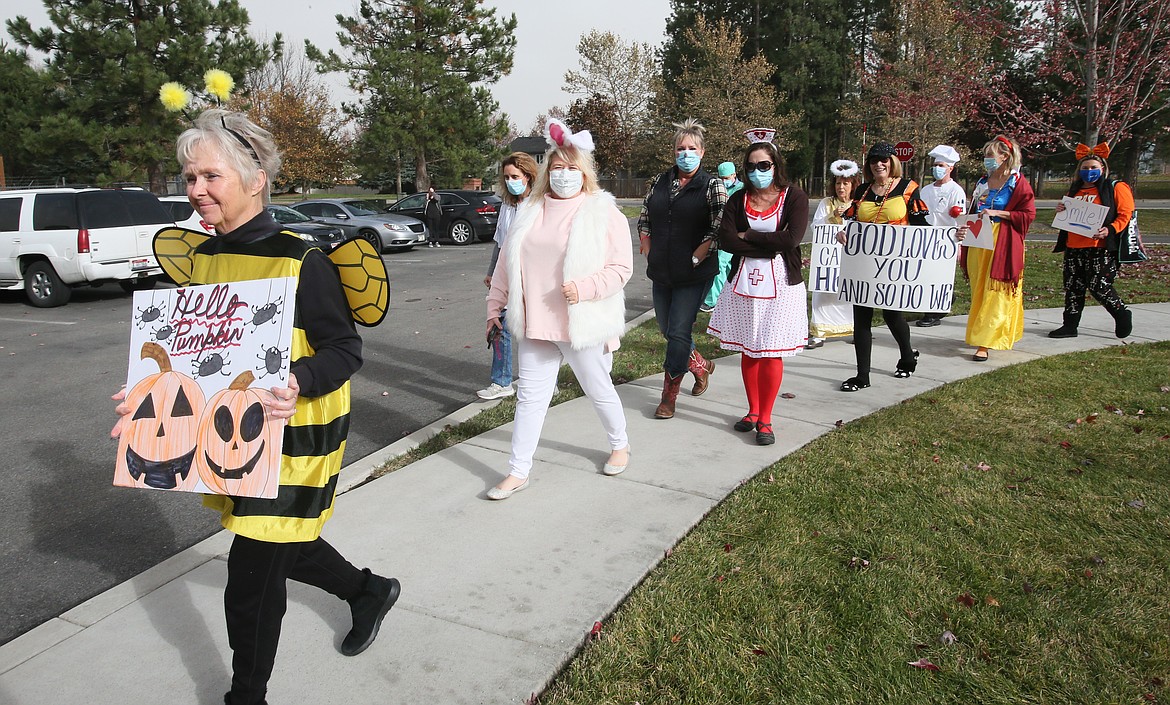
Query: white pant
508 338 629 479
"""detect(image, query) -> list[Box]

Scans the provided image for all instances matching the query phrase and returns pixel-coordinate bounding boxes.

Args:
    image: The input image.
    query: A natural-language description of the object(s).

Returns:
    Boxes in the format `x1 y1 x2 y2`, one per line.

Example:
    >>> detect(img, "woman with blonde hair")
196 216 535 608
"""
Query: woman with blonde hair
637 118 728 419
114 109 398 704
956 134 1036 361
478 151 539 400
807 159 861 347
485 119 633 499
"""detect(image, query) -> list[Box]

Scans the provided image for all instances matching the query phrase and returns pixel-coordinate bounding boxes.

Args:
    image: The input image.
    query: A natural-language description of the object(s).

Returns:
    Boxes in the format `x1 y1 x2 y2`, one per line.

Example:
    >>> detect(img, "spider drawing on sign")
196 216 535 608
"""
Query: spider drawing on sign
136 302 166 329
255 345 289 380
151 324 175 342
192 350 232 378
249 297 283 328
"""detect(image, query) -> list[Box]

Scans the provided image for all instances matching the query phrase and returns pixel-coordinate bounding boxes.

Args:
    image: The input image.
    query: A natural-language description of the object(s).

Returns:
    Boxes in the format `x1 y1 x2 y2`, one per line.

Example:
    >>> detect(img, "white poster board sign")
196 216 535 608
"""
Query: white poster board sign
114 277 297 498
1051 196 1110 238
809 223 844 294
837 221 959 313
959 213 994 250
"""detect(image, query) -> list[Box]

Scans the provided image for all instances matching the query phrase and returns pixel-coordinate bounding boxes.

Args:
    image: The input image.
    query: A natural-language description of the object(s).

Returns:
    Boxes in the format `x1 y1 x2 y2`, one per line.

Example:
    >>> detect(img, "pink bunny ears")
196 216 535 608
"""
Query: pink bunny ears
545 118 595 152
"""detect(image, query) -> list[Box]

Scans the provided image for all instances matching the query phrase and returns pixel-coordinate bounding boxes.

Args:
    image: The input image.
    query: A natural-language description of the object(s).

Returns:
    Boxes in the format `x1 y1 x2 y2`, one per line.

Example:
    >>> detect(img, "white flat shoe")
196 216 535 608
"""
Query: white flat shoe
602 448 631 476
486 478 529 500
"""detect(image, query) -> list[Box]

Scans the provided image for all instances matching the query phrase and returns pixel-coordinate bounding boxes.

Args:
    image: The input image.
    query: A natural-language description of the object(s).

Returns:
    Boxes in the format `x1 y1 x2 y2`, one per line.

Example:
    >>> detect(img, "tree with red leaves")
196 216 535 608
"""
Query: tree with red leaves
974 0 1170 179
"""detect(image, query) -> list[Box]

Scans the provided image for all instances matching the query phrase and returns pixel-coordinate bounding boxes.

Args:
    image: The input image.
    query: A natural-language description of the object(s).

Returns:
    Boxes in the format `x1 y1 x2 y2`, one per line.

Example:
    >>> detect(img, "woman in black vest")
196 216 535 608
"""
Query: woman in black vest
637 118 729 419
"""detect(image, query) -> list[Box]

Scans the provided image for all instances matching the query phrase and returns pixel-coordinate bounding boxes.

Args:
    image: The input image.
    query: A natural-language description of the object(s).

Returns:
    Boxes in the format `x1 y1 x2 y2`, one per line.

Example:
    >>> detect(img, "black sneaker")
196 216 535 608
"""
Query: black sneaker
340 570 401 656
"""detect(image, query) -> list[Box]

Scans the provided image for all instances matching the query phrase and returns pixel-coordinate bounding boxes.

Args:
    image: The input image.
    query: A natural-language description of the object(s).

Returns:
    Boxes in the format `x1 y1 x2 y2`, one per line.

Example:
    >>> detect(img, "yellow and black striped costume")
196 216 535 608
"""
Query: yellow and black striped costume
190 220 360 543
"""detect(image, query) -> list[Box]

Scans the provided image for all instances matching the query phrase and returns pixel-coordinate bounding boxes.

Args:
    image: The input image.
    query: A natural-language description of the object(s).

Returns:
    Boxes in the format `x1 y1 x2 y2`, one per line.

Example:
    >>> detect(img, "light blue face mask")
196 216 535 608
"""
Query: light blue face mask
983 157 1000 173
748 168 774 189
676 149 701 173
932 165 949 181
505 179 526 196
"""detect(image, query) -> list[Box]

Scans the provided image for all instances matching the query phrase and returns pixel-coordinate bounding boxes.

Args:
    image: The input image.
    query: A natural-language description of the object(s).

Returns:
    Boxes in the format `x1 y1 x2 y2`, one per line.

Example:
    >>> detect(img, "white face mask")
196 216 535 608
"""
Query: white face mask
549 168 583 198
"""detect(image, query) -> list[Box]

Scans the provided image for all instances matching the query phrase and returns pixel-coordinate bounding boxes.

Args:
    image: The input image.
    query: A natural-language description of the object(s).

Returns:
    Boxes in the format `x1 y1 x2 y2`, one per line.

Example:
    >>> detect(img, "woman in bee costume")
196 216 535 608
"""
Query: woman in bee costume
115 109 392 705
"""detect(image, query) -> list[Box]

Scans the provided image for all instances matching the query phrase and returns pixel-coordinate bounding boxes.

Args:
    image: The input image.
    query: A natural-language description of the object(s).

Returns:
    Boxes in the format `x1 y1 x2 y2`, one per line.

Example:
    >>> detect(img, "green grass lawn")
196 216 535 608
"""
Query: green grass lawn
540 342 1170 704
368 240 1170 701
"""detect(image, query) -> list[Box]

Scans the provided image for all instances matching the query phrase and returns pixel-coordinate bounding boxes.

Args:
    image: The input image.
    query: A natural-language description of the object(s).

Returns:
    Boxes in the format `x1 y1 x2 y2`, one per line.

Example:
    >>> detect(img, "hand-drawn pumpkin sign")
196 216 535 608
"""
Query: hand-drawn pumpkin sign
195 370 282 498
114 342 205 491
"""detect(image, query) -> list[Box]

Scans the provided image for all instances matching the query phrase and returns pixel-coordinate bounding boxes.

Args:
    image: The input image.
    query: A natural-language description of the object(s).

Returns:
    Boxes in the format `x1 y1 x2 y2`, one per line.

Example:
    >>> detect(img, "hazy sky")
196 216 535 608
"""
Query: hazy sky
4 0 671 134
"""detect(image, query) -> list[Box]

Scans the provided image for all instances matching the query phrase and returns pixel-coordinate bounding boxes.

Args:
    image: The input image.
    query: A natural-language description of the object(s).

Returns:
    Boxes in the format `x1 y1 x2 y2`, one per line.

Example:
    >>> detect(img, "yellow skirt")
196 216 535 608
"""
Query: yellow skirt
965 222 1024 350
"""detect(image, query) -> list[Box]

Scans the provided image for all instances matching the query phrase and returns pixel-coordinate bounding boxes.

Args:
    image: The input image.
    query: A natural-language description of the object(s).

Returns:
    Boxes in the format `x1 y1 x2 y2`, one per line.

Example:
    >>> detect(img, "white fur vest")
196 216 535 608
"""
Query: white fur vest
503 191 626 350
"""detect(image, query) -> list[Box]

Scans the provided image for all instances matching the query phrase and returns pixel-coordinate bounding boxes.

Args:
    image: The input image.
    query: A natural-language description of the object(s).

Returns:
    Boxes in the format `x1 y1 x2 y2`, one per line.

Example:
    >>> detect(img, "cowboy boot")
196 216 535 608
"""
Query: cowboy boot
1048 311 1081 338
654 372 684 419
688 349 715 396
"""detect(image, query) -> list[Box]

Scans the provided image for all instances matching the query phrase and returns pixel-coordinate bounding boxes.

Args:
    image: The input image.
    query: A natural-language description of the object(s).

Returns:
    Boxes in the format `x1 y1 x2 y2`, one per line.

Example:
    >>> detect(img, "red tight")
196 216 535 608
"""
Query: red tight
740 356 785 426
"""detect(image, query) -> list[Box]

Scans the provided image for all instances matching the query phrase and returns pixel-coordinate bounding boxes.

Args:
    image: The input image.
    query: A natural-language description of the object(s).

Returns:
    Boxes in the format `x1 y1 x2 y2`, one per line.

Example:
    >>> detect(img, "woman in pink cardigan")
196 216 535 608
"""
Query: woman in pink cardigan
484 119 634 500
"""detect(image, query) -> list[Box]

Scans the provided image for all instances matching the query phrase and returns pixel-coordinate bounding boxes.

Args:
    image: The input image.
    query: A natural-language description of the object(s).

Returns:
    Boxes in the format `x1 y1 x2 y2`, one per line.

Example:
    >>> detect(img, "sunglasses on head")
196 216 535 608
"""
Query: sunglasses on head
746 160 773 172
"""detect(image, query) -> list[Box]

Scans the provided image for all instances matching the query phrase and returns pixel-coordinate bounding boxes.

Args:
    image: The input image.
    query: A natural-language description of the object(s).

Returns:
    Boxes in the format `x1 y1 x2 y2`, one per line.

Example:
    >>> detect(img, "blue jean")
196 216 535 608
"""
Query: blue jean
653 280 711 377
491 309 513 386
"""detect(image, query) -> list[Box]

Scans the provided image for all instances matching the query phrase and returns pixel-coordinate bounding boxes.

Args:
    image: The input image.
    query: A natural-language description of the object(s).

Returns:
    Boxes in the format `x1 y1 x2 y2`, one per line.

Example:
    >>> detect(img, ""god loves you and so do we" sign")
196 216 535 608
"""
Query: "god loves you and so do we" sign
837 221 959 313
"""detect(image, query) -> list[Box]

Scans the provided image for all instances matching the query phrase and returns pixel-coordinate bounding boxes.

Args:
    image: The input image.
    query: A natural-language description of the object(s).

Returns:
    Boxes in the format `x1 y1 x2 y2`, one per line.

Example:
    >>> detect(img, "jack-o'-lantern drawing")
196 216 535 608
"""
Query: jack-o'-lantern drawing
114 342 205 491
196 370 282 497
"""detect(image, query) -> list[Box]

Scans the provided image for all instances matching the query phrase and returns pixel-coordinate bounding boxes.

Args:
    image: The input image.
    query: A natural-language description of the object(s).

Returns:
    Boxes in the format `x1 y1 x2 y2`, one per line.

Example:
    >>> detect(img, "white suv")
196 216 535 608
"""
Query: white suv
0 188 172 307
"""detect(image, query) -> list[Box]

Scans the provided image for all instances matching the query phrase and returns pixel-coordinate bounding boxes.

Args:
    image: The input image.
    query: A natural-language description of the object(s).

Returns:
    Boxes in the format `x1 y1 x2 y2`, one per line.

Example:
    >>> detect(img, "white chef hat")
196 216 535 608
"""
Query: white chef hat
927 145 961 165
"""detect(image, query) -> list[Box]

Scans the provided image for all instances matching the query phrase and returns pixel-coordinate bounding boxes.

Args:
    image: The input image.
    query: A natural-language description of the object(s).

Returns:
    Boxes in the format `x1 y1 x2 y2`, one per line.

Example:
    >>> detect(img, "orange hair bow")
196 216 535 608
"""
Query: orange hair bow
1075 142 1111 160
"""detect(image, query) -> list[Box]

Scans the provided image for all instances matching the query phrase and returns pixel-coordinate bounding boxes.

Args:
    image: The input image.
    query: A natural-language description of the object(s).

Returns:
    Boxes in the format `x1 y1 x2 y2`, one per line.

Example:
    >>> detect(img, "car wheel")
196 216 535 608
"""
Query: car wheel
24 260 71 308
360 229 384 253
120 276 158 294
448 219 474 245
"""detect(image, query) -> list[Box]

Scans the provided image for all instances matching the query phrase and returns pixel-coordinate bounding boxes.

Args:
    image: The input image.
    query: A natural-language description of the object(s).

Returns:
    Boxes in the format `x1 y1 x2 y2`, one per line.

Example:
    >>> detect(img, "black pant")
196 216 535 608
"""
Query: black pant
225 534 365 705
1063 247 1127 317
852 305 915 383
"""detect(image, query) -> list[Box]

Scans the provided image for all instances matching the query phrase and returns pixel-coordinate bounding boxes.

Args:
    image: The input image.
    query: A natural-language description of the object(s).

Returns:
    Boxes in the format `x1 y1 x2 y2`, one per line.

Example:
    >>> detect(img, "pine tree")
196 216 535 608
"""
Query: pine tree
7 0 275 190
308 0 517 191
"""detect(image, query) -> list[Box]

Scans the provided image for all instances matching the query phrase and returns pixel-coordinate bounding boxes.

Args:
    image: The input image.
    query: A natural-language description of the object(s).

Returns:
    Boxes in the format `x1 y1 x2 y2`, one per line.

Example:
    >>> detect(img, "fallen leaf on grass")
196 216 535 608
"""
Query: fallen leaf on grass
846 556 870 570
767 473 775 483
932 440 942 447
1160 385 1170 393
1127 499 1146 509
671 634 681 643
1086 412 1099 423
715 575 725 582
940 630 958 645
834 419 844 429
587 621 602 641
932 455 941 463
977 461 992 471
1083 569 1094 578
524 693 539 705
1090 555 1105 565
1059 441 1072 449
956 592 976 607
751 648 768 656
724 543 733 553
664 547 673 558
1023 582 1034 594
780 392 796 399
908 658 940 671
985 596 1000 607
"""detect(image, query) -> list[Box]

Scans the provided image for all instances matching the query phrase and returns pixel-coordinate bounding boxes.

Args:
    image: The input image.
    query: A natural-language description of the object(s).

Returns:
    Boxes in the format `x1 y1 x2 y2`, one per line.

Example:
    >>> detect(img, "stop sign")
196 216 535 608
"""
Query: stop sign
894 141 915 162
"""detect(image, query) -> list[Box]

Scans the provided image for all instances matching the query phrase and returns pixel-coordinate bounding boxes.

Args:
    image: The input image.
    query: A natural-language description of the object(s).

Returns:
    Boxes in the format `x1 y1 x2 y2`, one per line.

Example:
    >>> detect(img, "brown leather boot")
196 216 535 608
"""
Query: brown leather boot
688 349 714 396
654 372 684 419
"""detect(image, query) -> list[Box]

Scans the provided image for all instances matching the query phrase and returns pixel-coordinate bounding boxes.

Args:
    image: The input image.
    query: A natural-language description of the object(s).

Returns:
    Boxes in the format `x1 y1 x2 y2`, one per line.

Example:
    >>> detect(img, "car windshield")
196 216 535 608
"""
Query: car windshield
269 205 312 224
343 200 385 216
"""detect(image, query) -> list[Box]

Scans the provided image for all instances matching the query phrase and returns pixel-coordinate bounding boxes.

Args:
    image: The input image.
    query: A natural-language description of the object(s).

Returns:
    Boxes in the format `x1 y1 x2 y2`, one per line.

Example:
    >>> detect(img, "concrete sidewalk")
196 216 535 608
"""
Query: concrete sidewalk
2 303 1167 704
